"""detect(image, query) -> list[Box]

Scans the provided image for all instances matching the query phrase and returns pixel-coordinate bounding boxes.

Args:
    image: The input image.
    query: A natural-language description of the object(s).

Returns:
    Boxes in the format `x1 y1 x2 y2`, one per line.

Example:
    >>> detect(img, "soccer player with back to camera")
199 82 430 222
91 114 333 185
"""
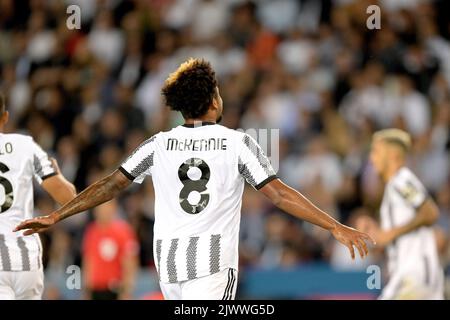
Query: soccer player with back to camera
0 93 77 299
358 129 444 299
15 59 374 300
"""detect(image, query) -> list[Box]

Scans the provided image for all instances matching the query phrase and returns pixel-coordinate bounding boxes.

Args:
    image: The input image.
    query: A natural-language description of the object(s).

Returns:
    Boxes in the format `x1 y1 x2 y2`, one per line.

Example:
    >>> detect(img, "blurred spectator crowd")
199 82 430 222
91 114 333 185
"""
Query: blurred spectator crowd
0 0 449 298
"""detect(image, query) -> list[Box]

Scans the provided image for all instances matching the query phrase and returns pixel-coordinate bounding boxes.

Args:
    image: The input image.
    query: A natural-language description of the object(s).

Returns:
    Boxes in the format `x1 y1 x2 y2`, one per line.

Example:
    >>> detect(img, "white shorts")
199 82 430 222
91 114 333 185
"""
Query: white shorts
0 269 44 300
160 268 237 300
379 274 444 300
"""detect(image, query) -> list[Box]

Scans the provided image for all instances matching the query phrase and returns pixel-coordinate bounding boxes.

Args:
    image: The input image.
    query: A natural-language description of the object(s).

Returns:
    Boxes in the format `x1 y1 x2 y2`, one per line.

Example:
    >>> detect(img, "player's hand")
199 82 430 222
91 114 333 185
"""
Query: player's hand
354 215 394 249
13 214 57 236
354 215 379 235
370 229 397 248
331 223 376 259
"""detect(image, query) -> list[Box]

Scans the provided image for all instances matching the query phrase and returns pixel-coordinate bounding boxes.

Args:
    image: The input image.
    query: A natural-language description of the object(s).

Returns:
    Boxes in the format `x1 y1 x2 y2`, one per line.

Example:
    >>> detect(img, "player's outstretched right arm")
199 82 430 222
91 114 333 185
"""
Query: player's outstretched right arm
14 169 131 235
259 178 375 259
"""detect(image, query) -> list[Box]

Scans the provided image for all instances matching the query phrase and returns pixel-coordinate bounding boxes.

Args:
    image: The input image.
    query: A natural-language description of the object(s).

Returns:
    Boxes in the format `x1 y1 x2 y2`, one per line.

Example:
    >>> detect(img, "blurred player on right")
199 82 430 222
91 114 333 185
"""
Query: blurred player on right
361 129 444 300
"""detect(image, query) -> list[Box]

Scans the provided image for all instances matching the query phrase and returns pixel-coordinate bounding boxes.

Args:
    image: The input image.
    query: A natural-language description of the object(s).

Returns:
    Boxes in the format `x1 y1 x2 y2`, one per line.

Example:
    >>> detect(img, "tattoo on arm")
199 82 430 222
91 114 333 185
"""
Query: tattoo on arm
54 170 131 222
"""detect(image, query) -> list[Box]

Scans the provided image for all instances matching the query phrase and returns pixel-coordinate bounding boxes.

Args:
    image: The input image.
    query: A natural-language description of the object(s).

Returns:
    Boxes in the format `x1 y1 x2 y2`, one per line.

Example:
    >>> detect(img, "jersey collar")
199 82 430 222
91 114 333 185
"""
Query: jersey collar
182 122 216 128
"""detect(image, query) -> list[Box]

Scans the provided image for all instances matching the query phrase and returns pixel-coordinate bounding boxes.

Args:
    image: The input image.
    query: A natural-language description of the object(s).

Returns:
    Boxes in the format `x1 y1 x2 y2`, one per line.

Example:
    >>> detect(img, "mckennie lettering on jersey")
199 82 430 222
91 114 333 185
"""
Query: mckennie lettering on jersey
119 122 277 283
0 133 57 271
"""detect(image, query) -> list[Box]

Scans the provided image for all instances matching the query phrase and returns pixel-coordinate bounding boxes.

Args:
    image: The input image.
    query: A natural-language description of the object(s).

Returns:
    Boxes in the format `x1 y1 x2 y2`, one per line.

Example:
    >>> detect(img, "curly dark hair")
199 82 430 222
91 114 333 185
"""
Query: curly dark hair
161 58 218 119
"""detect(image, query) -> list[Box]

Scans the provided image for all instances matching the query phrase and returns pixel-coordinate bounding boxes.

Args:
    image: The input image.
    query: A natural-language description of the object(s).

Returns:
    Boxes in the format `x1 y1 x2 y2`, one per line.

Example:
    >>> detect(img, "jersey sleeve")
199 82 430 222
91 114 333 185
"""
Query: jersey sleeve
392 170 428 209
238 133 277 190
31 139 57 184
119 135 157 184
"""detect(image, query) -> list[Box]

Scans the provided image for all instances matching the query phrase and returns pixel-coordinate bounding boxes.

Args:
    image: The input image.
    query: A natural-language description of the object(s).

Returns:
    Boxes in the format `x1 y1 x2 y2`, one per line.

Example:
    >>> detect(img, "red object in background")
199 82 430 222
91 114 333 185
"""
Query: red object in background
141 292 165 300
246 28 279 69
65 32 85 57
82 219 139 291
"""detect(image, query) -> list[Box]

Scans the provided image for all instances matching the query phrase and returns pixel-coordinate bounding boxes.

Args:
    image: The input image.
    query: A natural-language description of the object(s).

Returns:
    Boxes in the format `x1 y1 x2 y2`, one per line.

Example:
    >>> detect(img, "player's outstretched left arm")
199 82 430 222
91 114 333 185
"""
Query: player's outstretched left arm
259 178 375 259
14 169 131 235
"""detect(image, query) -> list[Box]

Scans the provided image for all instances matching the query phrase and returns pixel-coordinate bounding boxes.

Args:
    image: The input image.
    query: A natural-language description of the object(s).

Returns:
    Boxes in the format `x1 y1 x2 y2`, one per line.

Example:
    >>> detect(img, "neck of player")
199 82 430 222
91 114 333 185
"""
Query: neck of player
183 108 219 126
184 117 217 126
383 160 404 182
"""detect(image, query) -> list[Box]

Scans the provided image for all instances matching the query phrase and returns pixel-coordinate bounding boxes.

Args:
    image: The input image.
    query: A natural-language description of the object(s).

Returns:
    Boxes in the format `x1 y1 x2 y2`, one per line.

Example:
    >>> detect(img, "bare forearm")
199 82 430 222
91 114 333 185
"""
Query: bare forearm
52 171 127 222
276 187 338 231
259 179 373 259
390 222 420 240
390 199 439 240
42 175 77 206
14 170 131 235
53 180 77 206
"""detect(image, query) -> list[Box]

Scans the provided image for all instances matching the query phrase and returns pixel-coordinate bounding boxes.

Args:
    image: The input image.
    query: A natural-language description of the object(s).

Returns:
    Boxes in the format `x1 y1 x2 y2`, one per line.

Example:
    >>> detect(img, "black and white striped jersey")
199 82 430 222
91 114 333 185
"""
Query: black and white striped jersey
380 167 443 288
0 133 56 271
120 122 277 283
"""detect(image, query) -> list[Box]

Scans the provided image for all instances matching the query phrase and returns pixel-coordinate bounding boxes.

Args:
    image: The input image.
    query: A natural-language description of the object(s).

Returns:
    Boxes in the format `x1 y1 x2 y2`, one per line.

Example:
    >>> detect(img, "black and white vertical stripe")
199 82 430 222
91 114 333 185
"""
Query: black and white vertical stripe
243 134 275 177
129 152 154 178
0 234 11 271
157 234 222 283
33 155 56 180
238 158 257 187
36 234 42 269
126 136 156 160
33 155 44 178
17 237 30 271
156 239 162 279
167 238 179 283
209 234 221 274
0 235 33 271
186 237 199 280
122 136 156 178
222 269 237 300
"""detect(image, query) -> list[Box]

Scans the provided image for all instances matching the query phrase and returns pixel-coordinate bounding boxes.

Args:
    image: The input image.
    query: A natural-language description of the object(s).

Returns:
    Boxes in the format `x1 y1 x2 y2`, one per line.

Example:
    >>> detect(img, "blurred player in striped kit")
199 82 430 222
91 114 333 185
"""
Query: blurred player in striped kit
358 129 444 300
0 93 76 299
